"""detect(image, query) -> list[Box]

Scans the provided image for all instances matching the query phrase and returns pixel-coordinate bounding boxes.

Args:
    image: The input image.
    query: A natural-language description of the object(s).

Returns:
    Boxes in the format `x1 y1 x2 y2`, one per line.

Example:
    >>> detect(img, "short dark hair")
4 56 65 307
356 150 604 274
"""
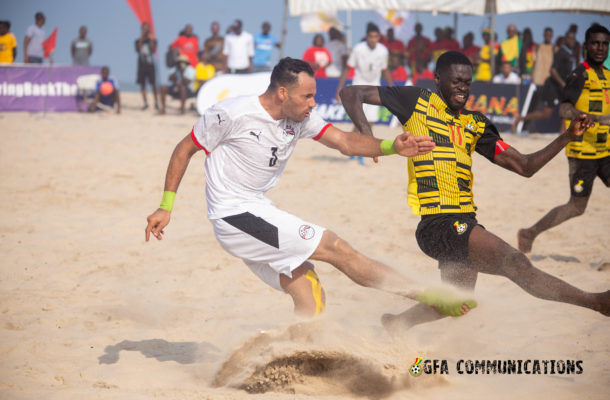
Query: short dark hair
435 51 473 74
268 57 314 90
35 12 44 21
366 22 380 34
585 23 610 43
544 27 553 34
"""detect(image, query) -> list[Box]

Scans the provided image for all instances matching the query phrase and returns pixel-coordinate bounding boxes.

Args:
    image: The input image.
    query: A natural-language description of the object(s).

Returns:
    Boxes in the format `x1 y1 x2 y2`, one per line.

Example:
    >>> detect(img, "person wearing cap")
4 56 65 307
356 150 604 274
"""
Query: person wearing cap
159 53 196 115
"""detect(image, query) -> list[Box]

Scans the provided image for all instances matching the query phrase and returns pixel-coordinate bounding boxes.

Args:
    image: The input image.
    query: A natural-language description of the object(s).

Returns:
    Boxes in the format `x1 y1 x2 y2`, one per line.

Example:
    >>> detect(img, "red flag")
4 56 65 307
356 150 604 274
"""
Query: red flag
42 27 57 59
125 0 155 35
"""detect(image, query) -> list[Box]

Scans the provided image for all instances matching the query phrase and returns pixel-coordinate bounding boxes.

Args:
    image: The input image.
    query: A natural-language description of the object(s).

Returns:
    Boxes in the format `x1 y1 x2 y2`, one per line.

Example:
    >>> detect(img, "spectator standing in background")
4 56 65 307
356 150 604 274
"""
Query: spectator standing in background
302 34 332 78
0 21 17 64
203 22 225 73
568 24 581 64
493 61 521 84
519 28 535 82
500 24 522 71
71 25 92 65
171 24 199 67
24 12 45 64
381 27 405 59
135 22 158 110
461 32 480 71
326 27 347 78
475 28 499 82
335 22 393 164
223 19 254 74
531 27 554 86
253 21 279 72
405 23 431 74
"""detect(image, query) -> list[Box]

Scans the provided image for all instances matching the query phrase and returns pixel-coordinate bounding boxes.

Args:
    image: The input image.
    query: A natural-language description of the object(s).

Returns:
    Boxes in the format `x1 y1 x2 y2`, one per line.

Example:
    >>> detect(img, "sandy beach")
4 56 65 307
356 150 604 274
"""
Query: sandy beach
1 92 608 400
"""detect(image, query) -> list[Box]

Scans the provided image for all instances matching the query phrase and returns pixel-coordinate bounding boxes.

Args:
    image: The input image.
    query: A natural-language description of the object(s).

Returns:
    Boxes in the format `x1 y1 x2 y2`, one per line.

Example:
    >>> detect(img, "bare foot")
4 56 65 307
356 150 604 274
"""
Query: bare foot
517 228 535 253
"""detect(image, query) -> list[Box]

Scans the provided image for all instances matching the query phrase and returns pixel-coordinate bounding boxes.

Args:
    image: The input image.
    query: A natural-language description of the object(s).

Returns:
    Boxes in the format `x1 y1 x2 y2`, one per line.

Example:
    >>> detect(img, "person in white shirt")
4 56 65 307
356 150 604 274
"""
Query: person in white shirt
335 22 394 164
492 61 522 84
24 12 45 64
145 57 475 318
223 19 254 74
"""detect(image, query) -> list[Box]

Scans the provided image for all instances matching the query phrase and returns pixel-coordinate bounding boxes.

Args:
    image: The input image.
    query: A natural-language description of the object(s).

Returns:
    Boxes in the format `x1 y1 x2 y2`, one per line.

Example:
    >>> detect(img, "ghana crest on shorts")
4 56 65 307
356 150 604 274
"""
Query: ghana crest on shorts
378 86 505 215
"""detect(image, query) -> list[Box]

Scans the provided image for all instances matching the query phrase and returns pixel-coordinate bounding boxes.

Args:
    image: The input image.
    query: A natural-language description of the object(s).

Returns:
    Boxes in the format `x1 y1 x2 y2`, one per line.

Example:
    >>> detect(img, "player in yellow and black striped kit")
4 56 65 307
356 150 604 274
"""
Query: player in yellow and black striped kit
519 23 610 253
340 50 609 329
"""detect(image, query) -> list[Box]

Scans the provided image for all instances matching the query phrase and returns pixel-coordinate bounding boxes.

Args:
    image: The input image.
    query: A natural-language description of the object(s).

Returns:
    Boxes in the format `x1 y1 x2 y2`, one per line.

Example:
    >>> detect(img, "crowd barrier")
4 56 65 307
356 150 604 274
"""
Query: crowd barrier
197 74 560 133
1 65 560 133
0 64 101 112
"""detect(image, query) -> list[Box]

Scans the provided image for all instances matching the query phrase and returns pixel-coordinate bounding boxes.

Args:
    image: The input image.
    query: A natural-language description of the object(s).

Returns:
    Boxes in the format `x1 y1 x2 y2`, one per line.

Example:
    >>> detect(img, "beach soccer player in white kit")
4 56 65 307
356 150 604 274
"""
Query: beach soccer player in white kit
145 57 476 318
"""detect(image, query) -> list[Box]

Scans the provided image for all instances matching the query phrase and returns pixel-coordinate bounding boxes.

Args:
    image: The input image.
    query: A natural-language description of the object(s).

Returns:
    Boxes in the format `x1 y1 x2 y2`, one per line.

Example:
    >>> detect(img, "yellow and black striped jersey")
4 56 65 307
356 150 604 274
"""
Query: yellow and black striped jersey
379 86 505 215
563 62 610 159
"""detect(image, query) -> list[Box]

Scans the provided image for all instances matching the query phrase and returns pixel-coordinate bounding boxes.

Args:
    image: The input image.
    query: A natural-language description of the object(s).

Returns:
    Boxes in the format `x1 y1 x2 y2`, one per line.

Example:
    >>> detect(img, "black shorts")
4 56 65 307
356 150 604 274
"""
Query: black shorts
568 156 610 197
137 63 156 86
541 78 560 108
415 213 480 267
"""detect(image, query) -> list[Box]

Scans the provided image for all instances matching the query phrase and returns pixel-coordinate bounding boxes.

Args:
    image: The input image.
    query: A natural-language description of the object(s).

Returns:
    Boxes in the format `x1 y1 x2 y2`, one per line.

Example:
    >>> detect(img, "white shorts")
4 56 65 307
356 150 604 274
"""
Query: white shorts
211 203 325 291
363 103 379 123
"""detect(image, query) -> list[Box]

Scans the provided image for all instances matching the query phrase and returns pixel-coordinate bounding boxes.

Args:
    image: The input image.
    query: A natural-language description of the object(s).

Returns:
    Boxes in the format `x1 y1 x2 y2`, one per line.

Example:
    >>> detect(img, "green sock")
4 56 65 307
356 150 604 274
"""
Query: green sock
416 288 478 317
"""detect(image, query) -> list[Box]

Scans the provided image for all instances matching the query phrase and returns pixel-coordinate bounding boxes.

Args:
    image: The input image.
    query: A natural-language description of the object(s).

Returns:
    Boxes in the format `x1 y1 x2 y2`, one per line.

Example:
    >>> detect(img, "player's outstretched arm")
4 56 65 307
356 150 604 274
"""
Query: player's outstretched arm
145 133 201 242
494 114 594 177
317 125 434 159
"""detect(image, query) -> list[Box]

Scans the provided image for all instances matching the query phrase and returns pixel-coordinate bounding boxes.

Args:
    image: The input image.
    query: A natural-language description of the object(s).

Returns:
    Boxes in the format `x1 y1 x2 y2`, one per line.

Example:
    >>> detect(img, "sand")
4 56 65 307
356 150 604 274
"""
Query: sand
1 92 608 400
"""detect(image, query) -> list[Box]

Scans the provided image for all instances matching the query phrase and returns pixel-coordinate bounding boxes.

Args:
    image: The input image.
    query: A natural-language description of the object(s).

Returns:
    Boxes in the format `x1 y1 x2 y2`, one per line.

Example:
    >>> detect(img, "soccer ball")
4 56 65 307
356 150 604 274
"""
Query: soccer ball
410 364 421 376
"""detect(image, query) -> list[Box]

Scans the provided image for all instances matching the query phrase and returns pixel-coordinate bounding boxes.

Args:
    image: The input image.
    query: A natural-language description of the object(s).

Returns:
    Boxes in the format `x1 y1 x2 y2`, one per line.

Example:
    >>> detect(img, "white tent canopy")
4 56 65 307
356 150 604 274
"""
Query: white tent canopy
288 0 610 16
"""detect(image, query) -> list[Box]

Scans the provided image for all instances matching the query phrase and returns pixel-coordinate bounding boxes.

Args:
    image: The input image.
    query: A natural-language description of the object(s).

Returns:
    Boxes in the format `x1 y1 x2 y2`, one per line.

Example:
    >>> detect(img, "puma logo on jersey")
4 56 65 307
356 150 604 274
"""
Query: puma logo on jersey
249 131 261 140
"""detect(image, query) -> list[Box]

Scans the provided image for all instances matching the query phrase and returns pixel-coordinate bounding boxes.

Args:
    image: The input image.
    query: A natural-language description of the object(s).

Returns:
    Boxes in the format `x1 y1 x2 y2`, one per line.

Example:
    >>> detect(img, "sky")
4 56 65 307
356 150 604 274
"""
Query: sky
4 0 609 90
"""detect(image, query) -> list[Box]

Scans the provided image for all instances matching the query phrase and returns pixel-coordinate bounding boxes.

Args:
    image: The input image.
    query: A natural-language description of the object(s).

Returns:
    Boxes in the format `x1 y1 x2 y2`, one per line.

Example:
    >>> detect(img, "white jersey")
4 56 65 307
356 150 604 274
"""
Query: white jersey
191 95 330 219
347 41 389 85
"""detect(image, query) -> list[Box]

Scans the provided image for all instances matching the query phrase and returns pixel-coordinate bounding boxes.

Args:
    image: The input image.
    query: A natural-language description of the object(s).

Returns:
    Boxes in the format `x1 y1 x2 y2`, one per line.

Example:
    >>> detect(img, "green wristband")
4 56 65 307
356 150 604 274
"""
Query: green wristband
160 191 176 211
380 139 397 155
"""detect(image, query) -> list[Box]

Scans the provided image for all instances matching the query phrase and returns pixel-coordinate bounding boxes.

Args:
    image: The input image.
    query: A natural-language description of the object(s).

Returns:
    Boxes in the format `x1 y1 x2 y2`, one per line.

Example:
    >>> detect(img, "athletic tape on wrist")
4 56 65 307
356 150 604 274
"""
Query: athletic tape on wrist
380 139 397 155
160 191 176 211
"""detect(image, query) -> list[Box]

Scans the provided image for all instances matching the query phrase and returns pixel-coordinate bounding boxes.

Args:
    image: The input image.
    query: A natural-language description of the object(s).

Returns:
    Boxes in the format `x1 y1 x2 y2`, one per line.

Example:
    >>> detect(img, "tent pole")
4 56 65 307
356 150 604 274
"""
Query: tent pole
347 10 352 49
280 0 288 59
490 2 496 77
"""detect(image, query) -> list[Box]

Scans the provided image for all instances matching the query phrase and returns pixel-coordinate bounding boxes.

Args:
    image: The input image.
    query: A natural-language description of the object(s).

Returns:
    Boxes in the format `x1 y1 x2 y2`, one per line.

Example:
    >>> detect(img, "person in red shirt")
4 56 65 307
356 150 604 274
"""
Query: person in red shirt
406 23 431 74
389 53 408 82
381 27 405 57
461 31 480 67
411 58 433 84
171 24 199 67
302 34 332 78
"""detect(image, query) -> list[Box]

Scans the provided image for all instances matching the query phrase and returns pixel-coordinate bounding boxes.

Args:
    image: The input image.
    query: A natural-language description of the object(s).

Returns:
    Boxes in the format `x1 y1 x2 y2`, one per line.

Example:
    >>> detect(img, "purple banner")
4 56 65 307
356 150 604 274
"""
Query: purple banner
0 65 101 112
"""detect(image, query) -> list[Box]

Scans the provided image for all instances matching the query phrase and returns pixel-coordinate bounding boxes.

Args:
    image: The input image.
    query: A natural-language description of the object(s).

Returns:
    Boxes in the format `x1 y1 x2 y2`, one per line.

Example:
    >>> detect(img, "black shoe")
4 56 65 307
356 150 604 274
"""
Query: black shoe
141 104 149 110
